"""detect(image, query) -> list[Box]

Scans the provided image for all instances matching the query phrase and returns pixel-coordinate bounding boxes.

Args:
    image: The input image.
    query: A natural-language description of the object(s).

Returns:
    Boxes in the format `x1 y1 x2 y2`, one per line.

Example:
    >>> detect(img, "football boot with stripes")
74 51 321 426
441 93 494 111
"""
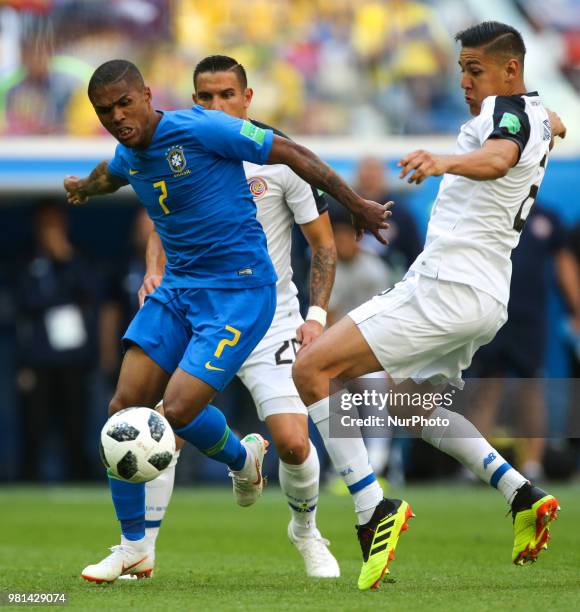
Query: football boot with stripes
356 498 414 590
511 483 559 565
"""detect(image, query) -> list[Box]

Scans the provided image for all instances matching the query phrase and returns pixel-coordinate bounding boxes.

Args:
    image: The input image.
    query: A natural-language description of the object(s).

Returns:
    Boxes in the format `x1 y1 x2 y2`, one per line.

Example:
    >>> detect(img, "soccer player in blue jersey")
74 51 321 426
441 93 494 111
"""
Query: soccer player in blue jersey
63 59 391 584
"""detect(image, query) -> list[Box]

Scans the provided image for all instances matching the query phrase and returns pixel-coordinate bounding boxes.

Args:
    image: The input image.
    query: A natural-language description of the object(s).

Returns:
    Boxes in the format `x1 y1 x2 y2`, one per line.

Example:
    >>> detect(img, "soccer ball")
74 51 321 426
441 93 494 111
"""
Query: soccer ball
99 407 176 483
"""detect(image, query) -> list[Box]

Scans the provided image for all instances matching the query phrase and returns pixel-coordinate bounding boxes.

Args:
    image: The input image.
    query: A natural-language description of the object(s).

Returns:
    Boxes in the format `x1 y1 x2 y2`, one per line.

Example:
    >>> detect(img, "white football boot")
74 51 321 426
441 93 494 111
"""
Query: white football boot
81 545 153 583
229 433 268 507
288 523 341 578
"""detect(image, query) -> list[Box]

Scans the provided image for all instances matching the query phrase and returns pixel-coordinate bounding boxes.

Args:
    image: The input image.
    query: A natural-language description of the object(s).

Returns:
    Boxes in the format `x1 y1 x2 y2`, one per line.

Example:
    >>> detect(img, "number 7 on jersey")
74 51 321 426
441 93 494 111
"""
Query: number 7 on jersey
153 180 170 214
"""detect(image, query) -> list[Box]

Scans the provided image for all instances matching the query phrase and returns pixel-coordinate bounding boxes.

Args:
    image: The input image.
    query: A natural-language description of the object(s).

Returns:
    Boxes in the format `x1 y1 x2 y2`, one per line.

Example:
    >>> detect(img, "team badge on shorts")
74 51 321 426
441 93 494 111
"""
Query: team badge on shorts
166 146 187 174
248 176 268 198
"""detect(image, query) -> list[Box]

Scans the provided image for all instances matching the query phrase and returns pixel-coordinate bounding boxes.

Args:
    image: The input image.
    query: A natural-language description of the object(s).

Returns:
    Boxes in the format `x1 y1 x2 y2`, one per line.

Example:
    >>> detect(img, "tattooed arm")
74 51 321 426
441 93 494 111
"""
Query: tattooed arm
267 136 392 244
297 212 337 348
64 160 127 204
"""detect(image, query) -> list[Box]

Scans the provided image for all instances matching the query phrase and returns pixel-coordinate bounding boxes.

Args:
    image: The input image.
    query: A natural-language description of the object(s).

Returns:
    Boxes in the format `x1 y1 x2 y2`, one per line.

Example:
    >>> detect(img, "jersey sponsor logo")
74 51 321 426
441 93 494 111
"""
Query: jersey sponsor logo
166 145 187 174
237 267 254 276
129 169 139 175
499 112 521 135
240 120 266 145
247 176 268 198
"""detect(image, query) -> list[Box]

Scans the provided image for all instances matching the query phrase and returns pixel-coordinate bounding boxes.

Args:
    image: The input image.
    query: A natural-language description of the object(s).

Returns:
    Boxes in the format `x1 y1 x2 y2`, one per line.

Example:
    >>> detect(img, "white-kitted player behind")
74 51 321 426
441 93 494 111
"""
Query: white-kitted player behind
137 55 340 578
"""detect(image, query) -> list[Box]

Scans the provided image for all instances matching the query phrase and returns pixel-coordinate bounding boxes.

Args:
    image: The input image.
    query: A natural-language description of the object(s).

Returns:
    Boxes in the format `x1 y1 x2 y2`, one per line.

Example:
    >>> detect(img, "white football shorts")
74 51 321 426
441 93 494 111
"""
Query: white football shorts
237 308 308 421
348 273 508 388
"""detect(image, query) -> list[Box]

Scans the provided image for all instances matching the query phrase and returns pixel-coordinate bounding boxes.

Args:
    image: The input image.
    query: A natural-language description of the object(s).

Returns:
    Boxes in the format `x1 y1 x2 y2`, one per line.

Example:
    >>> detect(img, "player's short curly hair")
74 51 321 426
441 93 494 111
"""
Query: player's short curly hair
193 55 248 90
455 21 526 64
88 60 144 100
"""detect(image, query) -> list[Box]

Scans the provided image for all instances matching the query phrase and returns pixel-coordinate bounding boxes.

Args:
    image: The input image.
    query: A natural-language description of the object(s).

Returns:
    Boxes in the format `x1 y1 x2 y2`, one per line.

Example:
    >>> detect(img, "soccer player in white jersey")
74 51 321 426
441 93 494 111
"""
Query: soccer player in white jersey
293 21 567 589
137 55 340 578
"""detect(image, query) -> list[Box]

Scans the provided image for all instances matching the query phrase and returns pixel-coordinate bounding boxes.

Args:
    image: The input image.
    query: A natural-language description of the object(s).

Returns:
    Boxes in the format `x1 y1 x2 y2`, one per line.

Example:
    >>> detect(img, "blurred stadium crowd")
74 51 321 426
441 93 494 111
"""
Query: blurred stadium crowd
0 0 579 484
1 0 580 136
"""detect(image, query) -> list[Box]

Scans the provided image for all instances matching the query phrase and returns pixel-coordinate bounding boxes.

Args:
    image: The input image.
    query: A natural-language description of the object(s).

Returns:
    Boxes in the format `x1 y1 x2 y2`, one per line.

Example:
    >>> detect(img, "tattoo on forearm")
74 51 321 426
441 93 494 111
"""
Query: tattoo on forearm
85 161 122 195
298 146 358 211
310 245 337 310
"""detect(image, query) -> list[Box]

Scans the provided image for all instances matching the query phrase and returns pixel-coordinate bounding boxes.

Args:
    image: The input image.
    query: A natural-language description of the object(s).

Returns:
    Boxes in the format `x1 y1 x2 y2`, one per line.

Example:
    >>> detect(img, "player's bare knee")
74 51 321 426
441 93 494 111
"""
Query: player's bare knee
277 433 310 465
108 391 131 416
292 352 318 392
162 393 199 431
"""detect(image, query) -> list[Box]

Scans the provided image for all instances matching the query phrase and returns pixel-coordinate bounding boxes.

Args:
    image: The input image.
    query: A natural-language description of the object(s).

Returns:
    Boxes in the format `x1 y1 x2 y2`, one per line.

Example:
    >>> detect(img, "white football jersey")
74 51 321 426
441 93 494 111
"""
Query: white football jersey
243 160 321 313
410 92 551 305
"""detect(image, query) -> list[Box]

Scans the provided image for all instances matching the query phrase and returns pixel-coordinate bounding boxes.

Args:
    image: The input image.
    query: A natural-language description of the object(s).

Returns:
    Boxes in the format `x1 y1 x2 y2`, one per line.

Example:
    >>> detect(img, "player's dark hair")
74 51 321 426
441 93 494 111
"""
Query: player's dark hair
88 60 145 99
193 55 248 90
455 21 526 63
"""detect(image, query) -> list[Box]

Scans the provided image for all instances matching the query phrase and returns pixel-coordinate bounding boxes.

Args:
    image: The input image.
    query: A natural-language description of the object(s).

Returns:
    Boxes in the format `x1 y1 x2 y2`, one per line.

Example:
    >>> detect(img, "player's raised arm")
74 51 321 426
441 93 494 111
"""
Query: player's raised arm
268 135 392 244
64 160 127 204
197 108 390 243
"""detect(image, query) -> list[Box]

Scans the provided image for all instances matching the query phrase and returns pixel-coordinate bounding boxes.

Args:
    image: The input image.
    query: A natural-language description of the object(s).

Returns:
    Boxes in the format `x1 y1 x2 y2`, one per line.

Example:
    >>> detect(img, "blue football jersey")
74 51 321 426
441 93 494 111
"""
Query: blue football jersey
107 106 277 289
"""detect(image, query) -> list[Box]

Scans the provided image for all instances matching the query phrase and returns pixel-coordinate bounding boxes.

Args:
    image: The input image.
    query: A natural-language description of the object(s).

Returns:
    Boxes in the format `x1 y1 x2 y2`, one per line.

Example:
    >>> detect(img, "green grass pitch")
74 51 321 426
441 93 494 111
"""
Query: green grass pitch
1 484 579 611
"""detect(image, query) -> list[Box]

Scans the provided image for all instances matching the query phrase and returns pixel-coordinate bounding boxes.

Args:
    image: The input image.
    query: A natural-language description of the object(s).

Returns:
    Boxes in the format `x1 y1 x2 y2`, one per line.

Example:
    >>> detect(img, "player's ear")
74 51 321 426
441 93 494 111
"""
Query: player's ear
505 58 519 82
192 92 197 104
244 87 254 109
143 86 152 103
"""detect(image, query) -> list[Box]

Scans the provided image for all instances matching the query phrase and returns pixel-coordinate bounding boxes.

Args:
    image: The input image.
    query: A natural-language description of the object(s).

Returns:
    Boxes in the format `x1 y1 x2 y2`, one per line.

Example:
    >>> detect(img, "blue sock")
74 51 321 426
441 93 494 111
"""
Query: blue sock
174 405 246 470
109 476 145 541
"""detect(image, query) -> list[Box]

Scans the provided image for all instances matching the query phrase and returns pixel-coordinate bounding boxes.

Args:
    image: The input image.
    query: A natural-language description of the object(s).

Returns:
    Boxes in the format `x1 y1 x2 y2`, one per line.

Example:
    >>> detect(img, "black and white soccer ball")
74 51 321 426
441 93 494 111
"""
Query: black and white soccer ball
99 407 176 483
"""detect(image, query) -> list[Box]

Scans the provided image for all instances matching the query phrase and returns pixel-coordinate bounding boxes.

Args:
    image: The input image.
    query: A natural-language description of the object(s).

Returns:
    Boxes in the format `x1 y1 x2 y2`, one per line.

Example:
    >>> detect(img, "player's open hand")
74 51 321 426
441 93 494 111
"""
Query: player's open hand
64 175 89 204
398 150 448 185
547 109 566 140
352 199 393 245
296 320 324 350
138 274 163 307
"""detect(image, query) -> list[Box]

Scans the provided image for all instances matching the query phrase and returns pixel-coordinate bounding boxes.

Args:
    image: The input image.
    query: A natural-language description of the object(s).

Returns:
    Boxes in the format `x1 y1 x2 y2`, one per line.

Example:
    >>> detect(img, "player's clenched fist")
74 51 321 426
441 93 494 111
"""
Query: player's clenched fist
64 175 89 204
546 109 566 140
352 199 393 245
398 150 448 185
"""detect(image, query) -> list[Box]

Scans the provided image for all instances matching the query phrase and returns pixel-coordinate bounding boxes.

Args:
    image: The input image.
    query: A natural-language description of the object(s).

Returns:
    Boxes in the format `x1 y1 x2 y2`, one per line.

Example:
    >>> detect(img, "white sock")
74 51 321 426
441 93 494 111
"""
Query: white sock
309 396 383 524
366 435 391 476
144 449 180 551
279 441 320 538
422 407 527 503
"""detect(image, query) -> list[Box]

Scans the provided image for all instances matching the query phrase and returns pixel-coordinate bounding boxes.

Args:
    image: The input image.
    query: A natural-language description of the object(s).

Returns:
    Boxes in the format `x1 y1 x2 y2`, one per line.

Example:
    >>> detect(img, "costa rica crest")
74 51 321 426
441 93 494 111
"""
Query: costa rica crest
166 145 187 173
248 176 268 198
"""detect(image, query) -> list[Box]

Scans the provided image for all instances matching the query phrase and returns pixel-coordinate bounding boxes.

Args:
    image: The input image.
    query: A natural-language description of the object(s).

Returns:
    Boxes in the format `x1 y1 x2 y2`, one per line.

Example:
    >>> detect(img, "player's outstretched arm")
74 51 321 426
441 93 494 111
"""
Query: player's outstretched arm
138 229 166 307
547 109 567 150
297 213 337 348
398 139 520 185
267 136 392 244
64 160 127 204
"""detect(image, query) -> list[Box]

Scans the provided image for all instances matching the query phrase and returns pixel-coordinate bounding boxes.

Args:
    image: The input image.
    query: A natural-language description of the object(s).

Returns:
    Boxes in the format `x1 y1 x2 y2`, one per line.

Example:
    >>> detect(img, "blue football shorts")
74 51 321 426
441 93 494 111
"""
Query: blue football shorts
123 284 276 391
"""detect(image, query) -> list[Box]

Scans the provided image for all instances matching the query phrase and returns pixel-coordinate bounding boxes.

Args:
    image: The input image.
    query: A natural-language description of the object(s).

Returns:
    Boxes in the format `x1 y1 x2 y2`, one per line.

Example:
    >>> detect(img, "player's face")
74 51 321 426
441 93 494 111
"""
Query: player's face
91 79 154 148
193 71 252 119
459 47 514 116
